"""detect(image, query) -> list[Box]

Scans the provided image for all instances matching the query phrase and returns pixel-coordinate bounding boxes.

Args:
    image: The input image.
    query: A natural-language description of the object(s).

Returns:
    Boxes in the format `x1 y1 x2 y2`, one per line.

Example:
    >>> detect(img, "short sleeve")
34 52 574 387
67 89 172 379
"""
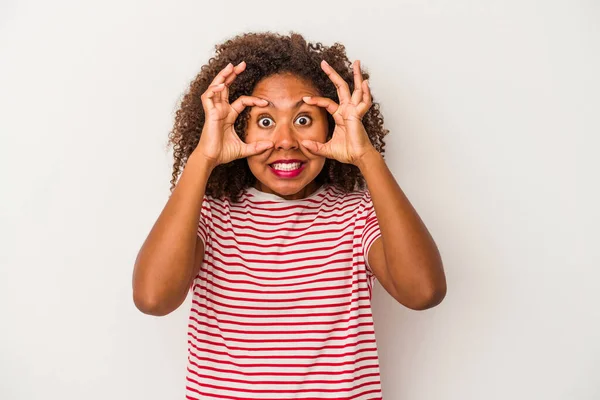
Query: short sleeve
197 195 211 246
360 190 382 273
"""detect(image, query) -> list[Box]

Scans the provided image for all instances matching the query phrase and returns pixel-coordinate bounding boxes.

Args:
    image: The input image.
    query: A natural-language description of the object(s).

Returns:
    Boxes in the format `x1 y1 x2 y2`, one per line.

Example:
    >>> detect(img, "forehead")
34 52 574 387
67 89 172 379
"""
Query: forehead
251 73 320 102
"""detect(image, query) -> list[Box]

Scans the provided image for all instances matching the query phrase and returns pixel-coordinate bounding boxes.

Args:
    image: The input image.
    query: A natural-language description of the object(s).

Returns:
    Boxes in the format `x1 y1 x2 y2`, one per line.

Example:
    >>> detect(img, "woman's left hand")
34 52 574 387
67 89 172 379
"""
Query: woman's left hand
301 59 377 166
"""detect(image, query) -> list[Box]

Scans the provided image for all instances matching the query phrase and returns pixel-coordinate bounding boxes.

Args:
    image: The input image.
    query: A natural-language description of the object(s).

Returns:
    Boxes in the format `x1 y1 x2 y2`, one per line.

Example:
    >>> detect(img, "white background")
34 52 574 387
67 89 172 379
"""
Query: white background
1 0 599 399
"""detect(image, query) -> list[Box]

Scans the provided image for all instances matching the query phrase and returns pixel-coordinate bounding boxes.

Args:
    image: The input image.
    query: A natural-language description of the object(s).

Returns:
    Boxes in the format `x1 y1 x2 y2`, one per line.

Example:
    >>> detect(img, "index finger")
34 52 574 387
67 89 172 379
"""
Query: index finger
223 61 246 86
221 61 247 102
210 62 237 86
228 95 269 119
321 60 351 104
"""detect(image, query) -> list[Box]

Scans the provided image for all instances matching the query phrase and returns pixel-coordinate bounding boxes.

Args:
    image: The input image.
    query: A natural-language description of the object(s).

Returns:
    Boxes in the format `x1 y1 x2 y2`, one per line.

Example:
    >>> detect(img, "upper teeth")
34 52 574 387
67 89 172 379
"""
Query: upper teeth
272 162 301 171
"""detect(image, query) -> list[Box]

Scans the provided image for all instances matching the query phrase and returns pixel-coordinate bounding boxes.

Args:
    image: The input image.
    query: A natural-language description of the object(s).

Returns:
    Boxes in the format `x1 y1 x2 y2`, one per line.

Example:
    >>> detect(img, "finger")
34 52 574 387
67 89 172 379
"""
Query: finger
223 61 246 86
302 96 339 115
221 61 246 102
362 80 372 104
303 96 345 127
351 60 364 105
211 62 234 86
201 83 226 110
240 140 274 158
321 60 351 104
229 95 269 117
356 79 373 116
300 139 332 158
210 62 235 103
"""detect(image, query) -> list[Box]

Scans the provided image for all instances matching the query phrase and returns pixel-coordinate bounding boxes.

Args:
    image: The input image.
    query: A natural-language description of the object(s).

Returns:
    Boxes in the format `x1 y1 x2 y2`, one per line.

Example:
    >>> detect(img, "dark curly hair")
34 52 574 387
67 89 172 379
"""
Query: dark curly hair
168 31 388 202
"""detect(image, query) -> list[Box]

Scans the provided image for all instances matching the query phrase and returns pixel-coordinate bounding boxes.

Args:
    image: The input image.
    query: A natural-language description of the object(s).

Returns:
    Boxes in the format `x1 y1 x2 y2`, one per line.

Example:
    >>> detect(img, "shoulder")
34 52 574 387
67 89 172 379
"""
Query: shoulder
325 184 372 206
200 192 238 217
324 184 368 198
318 185 374 221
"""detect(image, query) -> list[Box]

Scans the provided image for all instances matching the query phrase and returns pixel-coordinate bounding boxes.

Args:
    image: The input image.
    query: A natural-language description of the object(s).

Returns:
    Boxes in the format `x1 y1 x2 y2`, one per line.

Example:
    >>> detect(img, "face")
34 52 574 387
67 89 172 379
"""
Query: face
245 73 329 200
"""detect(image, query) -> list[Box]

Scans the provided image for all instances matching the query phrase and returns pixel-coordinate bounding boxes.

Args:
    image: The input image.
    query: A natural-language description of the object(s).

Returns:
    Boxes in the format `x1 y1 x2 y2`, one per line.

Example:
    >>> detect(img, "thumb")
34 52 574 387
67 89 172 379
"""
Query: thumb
241 140 274 158
301 140 329 157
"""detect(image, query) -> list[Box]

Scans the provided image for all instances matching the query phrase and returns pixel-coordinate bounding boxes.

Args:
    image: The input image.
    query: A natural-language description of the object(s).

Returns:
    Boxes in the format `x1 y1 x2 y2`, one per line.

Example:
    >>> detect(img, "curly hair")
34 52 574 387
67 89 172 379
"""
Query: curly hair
168 31 388 202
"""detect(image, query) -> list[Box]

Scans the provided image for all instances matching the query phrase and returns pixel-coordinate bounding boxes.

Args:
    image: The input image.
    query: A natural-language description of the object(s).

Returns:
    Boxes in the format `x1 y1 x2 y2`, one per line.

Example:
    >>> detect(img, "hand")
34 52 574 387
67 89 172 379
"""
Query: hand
192 61 274 168
300 59 377 166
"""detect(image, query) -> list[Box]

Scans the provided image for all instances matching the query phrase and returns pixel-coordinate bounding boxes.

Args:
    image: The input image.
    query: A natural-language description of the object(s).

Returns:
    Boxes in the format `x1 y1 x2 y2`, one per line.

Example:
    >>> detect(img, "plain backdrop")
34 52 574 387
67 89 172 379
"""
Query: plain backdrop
1 0 599 399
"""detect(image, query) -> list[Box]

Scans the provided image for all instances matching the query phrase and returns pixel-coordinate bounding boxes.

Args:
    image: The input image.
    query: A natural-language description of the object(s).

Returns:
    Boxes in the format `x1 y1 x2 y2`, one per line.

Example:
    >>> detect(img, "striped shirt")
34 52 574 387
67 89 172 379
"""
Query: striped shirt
187 183 383 399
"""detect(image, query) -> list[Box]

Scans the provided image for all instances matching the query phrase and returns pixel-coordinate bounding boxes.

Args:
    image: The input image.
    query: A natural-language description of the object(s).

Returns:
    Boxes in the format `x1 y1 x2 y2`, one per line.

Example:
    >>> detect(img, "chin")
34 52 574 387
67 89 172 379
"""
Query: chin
264 179 311 195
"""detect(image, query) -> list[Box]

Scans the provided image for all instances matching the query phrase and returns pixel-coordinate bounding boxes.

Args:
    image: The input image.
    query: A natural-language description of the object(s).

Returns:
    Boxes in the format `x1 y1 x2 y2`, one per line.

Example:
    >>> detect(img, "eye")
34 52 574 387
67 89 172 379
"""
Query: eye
295 115 312 126
257 116 275 128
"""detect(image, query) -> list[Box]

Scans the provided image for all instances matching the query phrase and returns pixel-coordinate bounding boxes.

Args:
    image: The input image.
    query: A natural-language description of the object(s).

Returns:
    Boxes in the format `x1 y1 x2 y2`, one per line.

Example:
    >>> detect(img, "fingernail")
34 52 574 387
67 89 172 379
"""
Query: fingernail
322 60 329 66
303 96 311 101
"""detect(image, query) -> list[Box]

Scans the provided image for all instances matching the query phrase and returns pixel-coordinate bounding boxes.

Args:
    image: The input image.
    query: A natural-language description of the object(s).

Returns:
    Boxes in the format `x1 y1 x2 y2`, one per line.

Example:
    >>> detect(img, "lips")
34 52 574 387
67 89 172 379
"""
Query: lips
269 161 306 178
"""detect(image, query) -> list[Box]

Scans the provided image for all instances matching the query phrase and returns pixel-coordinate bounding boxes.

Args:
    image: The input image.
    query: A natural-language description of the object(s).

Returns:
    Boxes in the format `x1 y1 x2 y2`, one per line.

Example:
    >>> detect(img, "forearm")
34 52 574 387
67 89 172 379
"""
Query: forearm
132 154 214 315
356 150 446 307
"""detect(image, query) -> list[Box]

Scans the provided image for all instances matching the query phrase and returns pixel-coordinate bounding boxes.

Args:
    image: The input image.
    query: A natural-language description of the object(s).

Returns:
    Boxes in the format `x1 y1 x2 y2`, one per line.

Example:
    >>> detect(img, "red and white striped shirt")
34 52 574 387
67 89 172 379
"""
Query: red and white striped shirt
187 184 383 399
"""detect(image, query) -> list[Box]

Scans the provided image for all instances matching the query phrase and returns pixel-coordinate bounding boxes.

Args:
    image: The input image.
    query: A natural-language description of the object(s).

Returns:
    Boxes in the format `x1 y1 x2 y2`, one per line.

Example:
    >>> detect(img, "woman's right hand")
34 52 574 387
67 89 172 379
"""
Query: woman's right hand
193 61 273 168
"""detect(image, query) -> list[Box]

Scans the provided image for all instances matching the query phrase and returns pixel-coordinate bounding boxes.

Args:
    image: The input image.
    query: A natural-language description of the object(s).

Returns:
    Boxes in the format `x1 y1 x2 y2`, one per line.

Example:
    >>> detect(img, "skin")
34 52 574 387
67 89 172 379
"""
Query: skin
245 73 329 200
300 59 447 309
131 62 273 316
132 59 446 316
245 60 446 309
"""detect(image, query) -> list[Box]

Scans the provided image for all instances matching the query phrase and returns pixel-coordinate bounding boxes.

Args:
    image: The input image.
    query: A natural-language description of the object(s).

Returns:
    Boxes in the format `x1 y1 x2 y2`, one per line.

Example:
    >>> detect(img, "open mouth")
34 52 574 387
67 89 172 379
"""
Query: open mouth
269 161 305 171
268 161 306 178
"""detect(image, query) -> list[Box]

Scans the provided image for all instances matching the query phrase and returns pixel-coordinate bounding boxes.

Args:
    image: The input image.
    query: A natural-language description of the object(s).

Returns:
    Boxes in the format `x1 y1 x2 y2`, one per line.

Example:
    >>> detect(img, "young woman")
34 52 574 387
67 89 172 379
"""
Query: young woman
133 31 446 399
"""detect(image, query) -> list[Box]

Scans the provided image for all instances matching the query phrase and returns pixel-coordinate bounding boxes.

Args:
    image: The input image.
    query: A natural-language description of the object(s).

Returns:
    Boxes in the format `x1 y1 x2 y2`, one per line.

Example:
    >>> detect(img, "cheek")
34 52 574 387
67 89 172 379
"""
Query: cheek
309 125 329 142
247 154 266 168
244 121 270 142
246 145 271 168
244 127 257 143
311 117 329 139
301 119 329 142
308 157 327 177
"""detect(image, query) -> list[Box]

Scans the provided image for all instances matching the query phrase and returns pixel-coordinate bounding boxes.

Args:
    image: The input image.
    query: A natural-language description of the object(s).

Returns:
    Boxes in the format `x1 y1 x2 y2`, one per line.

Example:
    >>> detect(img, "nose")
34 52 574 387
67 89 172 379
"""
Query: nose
273 122 299 151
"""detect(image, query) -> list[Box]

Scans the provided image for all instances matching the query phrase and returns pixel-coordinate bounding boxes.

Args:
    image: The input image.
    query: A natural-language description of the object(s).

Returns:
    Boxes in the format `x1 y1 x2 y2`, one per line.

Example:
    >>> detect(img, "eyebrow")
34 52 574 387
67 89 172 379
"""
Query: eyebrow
262 99 307 110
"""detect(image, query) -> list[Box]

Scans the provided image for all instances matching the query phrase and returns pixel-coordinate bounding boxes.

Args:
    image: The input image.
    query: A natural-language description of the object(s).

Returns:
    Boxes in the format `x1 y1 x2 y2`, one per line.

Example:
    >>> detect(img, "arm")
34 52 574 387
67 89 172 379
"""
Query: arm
132 61 276 316
299 59 446 309
132 154 213 316
356 150 447 310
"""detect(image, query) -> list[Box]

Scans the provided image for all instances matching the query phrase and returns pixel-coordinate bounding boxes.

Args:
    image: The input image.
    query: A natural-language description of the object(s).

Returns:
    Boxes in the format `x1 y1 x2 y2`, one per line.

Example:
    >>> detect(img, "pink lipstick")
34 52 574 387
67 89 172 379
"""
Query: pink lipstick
269 160 306 178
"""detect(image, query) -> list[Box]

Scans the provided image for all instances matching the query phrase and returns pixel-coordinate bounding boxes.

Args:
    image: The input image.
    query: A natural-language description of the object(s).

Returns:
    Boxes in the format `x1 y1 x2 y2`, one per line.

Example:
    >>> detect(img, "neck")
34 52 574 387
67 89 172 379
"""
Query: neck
253 181 319 200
